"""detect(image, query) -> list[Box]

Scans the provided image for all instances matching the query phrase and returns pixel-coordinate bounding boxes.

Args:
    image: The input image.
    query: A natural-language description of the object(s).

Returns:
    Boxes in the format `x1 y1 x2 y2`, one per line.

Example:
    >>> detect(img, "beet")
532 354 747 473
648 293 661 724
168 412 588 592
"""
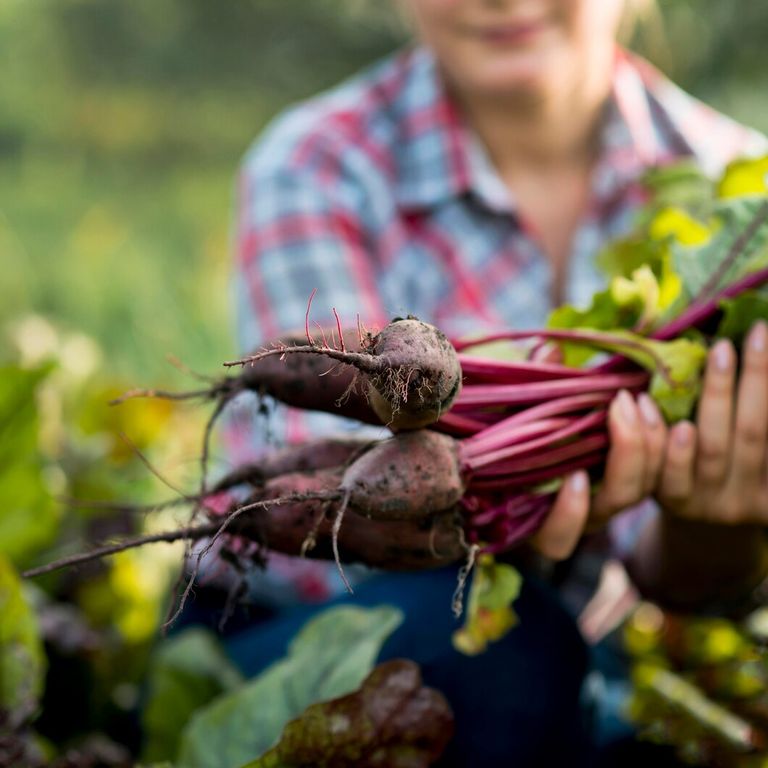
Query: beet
224 316 463 431
241 468 466 570
340 430 466 521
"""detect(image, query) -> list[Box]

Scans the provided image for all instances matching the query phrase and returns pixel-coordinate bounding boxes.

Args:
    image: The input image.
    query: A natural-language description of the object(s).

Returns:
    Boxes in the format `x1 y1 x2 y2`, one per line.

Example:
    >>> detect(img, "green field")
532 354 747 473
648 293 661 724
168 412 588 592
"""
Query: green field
1 0 766 383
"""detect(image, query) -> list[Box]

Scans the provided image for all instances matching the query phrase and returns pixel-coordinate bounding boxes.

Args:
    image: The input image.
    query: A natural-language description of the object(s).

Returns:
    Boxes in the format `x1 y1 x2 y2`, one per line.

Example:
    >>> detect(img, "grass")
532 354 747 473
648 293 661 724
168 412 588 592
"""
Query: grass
0 152 236 385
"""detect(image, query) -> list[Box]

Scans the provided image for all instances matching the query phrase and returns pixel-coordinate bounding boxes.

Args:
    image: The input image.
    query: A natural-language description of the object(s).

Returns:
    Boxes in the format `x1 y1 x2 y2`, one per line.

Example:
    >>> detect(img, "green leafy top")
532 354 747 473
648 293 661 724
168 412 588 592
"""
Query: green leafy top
547 154 768 419
452 555 522 656
177 604 403 768
0 555 46 720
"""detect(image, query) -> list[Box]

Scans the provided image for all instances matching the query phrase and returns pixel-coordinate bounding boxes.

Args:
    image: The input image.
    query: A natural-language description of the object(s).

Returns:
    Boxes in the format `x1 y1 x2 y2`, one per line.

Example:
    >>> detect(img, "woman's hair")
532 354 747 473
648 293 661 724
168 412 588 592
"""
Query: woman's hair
620 0 658 39
620 0 670 67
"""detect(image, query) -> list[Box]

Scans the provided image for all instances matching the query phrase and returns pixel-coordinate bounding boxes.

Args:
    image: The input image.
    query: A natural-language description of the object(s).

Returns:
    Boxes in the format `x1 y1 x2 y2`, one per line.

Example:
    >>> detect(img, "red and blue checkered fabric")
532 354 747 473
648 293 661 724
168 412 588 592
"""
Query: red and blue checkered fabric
228 45 766 602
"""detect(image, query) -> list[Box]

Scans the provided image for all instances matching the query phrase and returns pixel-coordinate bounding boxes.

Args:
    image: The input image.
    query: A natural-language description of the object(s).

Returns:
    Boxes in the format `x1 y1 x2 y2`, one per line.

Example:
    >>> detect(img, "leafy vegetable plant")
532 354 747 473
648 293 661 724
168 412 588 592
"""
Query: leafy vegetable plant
23 156 768 650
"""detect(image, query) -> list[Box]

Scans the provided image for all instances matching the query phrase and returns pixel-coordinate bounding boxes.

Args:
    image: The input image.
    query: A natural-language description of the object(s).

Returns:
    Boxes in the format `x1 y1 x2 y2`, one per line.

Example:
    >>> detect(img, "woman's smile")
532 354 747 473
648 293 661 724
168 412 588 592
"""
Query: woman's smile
470 17 552 47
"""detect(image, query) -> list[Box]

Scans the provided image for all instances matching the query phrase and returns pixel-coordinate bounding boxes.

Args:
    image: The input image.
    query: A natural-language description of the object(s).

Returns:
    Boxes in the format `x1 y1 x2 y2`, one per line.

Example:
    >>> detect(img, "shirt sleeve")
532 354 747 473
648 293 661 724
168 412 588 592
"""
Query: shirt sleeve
235 155 389 351
229 138 391 452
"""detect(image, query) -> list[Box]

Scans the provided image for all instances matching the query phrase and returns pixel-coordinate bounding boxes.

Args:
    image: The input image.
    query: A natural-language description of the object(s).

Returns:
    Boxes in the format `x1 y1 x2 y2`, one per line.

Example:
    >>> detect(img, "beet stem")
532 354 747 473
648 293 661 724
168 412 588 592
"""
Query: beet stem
465 410 606 470
695 199 768 304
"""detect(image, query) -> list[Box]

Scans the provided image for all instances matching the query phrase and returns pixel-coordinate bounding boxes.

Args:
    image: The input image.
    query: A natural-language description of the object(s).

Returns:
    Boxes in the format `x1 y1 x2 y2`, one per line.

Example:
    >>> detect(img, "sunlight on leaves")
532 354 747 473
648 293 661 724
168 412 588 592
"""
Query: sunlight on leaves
717 155 768 199
452 555 522 656
650 206 713 246
0 364 59 566
0 555 45 717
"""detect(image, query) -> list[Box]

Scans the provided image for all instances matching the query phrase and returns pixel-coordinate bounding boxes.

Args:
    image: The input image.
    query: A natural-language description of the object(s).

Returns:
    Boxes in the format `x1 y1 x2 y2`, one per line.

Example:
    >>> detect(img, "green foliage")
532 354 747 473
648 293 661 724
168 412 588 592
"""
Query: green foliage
452 555 522 656
0 363 59 566
177 605 403 768
717 289 768 346
243 660 453 768
548 287 644 366
554 330 709 422
141 628 244 764
0 555 45 717
625 605 768 764
638 161 716 219
642 337 708 422
0 0 403 383
670 197 768 302
548 156 768 420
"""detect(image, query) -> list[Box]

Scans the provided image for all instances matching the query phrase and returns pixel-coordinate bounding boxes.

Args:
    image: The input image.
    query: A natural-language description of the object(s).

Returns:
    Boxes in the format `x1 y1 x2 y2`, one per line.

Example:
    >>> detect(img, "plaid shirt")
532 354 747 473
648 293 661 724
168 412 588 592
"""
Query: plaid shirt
231 45 766 604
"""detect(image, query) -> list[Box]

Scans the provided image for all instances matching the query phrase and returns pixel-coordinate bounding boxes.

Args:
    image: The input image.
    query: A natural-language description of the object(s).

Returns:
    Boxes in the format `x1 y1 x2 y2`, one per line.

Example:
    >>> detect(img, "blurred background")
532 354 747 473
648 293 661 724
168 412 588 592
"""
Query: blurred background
1 0 766 382
0 2 767 765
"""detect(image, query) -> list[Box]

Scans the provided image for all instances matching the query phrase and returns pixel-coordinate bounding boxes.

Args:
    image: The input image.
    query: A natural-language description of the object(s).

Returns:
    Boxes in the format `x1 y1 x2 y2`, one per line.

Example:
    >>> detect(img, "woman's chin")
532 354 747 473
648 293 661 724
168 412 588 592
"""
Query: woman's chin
454 46 567 102
471 64 558 102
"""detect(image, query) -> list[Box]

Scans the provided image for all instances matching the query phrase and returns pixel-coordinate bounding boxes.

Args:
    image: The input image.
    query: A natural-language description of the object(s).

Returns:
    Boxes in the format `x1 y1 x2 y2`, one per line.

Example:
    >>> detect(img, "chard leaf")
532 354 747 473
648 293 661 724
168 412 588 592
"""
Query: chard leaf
452 555 522 656
610 264 682 332
596 237 665 279
241 660 454 768
650 206 714 247
547 288 641 366
645 337 708 423
177 605 403 768
640 161 715 217
546 260 682 364
141 627 244 764
583 331 706 422
541 329 708 422
716 289 768 346
671 197 768 301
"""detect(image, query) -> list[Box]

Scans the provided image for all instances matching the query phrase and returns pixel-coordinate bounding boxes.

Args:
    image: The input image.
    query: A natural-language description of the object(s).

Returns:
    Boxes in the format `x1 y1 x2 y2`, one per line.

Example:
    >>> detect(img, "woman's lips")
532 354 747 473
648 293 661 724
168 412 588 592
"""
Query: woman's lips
476 19 548 45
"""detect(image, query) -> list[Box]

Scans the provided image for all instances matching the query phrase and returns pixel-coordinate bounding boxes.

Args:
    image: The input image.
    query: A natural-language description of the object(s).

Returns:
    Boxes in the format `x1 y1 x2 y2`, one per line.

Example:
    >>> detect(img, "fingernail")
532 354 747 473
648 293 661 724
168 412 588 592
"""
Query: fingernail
616 389 637 424
674 421 693 446
712 339 732 371
749 321 768 353
638 393 660 426
569 471 588 493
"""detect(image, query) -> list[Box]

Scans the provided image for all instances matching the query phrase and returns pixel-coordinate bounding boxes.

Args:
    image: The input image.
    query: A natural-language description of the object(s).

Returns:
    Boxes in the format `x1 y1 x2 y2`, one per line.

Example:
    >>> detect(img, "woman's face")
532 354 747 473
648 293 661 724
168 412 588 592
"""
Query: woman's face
402 0 626 100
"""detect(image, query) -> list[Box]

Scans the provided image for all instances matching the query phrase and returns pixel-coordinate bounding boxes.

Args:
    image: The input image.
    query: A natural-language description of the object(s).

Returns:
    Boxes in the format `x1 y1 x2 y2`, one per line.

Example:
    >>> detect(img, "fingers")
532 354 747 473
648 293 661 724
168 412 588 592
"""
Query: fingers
530 342 564 365
592 390 660 519
729 322 768 493
695 339 736 486
637 393 667 495
658 420 697 510
530 471 589 560
657 323 768 523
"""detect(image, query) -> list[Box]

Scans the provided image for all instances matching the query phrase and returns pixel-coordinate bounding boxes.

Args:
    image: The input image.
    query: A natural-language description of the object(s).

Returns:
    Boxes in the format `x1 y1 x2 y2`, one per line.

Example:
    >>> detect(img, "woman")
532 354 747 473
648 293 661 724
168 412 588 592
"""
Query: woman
229 1 768 762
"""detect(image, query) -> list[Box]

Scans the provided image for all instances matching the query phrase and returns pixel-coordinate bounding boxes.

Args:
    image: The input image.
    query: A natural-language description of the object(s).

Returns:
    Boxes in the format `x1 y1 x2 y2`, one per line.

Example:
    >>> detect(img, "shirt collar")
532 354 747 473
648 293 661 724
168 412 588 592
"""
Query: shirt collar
591 48 670 206
394 45 671 214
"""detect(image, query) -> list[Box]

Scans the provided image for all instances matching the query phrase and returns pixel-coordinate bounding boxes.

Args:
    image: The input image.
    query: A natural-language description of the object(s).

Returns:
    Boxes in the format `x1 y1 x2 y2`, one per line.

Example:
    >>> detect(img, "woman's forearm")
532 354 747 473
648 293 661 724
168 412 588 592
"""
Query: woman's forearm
627 509 768 614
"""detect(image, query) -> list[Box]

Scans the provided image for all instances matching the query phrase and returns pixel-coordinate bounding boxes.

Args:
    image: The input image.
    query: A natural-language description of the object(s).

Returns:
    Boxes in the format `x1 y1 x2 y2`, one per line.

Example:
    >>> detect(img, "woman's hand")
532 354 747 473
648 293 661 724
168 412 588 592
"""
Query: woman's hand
657 321 768 523
625 321 768 612
510 320 768 566
530 387 667 560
